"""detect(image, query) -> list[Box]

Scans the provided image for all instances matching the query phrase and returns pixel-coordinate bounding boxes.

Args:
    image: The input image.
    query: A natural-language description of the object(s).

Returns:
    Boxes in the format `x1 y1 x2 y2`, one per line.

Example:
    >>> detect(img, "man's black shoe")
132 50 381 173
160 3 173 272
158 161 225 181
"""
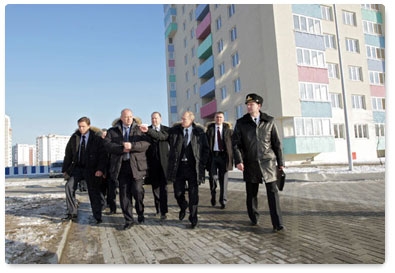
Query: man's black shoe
62 214 77 221
138 215 145 223
211 198 216 207
96 219 102 224
250 218 258 225
191 222 198 229
123 223 135 230
109 210 116 215
179 210 186 221
273 225 285 233
220 204 226 209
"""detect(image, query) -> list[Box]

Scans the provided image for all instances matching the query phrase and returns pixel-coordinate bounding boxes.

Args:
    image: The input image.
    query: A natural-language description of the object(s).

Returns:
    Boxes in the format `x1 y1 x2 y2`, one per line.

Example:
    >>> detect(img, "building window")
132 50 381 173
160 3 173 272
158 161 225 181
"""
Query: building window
236 104 244 119
363 21 383 35
184 54 188 65
186 89 190 99
216 16 222 30
193 83 198 94
230 27 237 42
324 34 336 49
294 118 332 136
345 38 360 53
169 67 175 75
221 86 227 100
190 27 195 39
192 65 196 76
369 71 385 85
375 124 385 137
349 66 363 81
217 39 224 53
372 97 385 111
321 5 333 21
191 46 195 58
351 94 366 109
366 45 385 60
333 123 345 139
361 4 380 11
299 82 329 102
330 92 343 109
189 10 193 21
185 71 189 82
354 124 369 139
231 51 239 67
234 77 241 92
195 103 199 113
184 37 187 48
219 62 225 77
296 48 326 68
343 10 356 26
170 82 176 90
293 14 321 35
327 63 339 79
183 21 186 31
228 4 235 17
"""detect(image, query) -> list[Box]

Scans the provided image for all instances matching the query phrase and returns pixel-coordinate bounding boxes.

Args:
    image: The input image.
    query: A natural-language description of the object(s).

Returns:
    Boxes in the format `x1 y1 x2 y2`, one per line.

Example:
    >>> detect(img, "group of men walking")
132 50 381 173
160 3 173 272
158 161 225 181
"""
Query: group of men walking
62 93 285 232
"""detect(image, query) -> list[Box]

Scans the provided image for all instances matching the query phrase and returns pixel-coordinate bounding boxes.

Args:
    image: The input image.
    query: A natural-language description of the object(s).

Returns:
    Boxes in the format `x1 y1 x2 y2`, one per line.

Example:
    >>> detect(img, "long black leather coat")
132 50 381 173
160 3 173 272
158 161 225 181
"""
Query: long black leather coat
232 112 284 183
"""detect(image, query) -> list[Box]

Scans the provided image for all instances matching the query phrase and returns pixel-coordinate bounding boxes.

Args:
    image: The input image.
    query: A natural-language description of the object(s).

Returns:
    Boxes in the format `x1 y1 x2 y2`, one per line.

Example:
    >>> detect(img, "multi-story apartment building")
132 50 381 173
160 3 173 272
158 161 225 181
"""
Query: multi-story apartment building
163 4 385 163
4 115 13 167
36 134 70 165
12 144 36 166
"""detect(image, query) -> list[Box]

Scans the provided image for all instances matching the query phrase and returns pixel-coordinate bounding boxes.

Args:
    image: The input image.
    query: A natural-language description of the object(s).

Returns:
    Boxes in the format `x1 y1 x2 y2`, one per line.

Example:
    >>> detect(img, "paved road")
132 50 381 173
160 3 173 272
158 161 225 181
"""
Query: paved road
58 171 385 264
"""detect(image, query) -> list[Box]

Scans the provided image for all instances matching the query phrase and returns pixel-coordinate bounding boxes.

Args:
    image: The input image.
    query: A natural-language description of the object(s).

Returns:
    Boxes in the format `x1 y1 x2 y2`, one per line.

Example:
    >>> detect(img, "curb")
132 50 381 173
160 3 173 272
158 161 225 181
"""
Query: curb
50 220 72 264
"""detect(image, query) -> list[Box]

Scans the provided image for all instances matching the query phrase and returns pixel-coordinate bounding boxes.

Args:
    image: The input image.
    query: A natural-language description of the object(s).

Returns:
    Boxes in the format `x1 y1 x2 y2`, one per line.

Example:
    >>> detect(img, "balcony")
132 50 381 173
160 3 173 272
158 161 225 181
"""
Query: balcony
198 55 214 79
200 99 217 119
200 77 215 98
196 12 211 40
165 22 177 38
197 33 212 59
195 4 210 21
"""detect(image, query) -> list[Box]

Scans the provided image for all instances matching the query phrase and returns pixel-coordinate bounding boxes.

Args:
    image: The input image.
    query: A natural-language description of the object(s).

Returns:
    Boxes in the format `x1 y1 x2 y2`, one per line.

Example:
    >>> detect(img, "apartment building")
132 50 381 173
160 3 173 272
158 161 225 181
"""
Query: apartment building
36 134 70 165
163 4 385 163
4 115 13 167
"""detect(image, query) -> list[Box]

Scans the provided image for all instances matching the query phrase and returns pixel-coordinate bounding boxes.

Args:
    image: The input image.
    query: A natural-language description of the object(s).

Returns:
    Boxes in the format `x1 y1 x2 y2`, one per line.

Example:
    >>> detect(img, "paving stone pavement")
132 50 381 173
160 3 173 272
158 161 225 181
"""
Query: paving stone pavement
67 173 385 264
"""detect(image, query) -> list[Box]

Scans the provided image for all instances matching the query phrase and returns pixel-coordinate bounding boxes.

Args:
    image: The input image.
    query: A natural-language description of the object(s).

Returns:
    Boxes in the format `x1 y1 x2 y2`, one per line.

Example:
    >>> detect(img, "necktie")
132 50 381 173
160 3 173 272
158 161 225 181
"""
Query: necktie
254 118 258 125
217 127 224 151
183 128 188 147
124 127 129 142
79 135 86 166
123 127 130 160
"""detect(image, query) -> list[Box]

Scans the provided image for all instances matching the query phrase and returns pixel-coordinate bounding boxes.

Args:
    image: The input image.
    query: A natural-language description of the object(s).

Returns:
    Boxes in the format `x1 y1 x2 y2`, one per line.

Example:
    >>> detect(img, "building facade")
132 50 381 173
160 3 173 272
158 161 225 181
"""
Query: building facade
4 115 13 167
163 4 385 163
12 144 36 166
36 134 70 166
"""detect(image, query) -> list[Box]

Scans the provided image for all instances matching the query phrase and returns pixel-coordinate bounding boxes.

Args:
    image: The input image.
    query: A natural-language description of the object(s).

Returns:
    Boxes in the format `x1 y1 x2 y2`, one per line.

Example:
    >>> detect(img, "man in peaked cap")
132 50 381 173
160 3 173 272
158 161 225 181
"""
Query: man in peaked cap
232 93 285 232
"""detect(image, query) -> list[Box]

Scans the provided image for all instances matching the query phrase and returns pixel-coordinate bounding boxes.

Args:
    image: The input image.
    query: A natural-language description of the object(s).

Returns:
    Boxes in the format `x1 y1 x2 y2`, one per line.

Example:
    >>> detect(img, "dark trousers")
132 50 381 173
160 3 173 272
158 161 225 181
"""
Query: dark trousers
245 181 283 228
106 178 118 212
209 153 228 206
65 168 82 216
86 176 105 221
173 162 199 225
151 170 168 215
118 161 145 224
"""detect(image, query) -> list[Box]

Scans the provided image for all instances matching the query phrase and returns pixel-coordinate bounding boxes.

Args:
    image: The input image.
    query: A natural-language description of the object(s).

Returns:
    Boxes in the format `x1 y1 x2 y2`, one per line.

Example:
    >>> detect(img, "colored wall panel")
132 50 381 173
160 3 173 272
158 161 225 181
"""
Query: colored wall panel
200 76 215 98
196 4 210 21
283 136 335 154
294 32 325 51
200 99 217 118
196 12 211 40
373 111 385 123
367 59 385 72
301 101 332 117
364 34 385 48
298 66 329 83
361 9 383 23
370 85 385 97
292 4 321 18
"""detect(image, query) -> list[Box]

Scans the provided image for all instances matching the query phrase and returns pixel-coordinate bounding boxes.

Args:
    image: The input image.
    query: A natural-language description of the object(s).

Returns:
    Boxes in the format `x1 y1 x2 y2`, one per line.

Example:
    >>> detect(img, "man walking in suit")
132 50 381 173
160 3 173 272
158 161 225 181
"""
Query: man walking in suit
206 111 234 209
104 108 151 230
62 117 107 224
167 111 209 228
140 112 170 220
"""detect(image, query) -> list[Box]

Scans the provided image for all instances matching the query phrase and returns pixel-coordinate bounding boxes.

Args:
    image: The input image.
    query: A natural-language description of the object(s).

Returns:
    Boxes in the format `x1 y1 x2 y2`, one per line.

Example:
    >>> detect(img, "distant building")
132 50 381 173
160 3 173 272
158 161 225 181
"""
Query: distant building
4 115 12 167
12 144 36 166
163 4 385 163
36 134 70 166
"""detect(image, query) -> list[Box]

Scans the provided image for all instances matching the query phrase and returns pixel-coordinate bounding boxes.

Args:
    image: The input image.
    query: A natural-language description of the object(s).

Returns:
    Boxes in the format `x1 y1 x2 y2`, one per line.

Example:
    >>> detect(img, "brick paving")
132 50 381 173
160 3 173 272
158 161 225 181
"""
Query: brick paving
70 176 385 264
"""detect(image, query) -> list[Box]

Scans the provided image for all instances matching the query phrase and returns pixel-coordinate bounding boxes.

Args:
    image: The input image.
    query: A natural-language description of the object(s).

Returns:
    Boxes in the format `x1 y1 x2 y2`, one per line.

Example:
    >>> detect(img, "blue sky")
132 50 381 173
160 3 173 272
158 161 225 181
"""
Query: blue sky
5 4 168 145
